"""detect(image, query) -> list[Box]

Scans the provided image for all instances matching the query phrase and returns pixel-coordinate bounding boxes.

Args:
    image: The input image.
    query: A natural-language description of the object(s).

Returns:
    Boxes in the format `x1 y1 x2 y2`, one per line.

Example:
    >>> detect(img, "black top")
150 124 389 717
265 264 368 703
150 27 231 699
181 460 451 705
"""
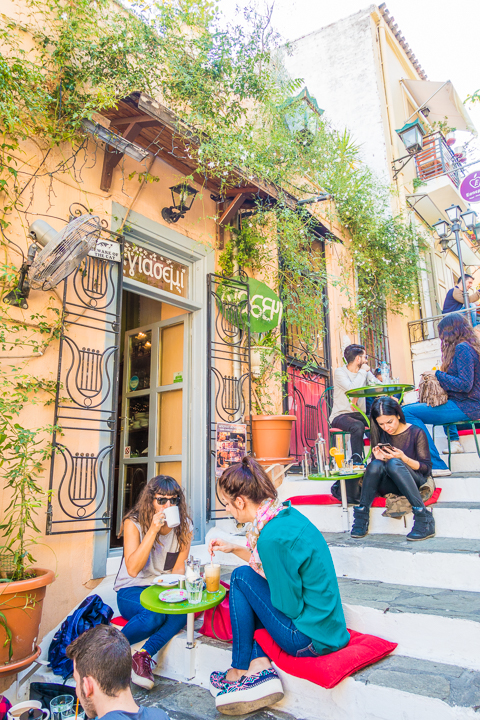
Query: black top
378 424 432 476
102 708 169 720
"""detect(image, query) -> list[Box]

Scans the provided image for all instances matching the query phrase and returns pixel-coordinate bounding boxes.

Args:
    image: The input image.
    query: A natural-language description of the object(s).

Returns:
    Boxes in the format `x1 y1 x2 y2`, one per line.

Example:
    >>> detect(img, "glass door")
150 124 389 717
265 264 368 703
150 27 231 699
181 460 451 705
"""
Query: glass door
116 313 189 533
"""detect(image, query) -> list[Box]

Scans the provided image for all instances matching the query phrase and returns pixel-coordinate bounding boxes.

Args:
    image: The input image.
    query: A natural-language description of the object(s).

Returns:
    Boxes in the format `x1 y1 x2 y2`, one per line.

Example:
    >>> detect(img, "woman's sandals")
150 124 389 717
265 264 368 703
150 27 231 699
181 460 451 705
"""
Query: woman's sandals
211 668 284 715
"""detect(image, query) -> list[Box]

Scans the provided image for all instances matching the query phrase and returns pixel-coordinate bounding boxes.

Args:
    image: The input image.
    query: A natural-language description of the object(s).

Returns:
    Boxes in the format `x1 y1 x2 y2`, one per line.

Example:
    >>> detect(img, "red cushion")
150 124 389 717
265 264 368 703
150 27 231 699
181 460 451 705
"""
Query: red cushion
111 616 128 627
458 428 480 436
289 488 442 508
330 428 345 433
254 629 397 689
371 487 442 507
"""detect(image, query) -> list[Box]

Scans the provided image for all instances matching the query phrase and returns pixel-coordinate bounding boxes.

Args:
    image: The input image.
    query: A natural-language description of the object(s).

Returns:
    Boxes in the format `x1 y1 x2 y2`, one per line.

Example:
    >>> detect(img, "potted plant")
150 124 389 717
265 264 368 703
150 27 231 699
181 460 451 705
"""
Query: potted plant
250 332 296 461
0 419 55 677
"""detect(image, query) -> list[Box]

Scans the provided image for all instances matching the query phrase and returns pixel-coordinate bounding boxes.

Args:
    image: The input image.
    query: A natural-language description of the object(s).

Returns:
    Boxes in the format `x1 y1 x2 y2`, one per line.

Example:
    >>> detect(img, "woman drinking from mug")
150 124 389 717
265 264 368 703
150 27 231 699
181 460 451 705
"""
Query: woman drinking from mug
403 312 480 477
350 396 434 541
208 456 349 716
114 475 192 690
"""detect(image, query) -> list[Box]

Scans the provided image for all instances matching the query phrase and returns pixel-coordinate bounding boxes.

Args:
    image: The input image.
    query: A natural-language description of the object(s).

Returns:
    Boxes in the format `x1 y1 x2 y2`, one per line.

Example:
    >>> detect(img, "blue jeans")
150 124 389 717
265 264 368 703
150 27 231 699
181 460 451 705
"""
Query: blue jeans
116 586 187 657
403 401 470 470
229 565 319 670
470 304 478 327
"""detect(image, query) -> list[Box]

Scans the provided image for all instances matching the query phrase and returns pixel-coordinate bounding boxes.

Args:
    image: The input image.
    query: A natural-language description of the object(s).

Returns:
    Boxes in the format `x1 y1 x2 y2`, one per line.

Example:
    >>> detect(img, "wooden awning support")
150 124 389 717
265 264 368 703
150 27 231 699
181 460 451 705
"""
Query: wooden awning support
218 193 247 226
100 122 151 192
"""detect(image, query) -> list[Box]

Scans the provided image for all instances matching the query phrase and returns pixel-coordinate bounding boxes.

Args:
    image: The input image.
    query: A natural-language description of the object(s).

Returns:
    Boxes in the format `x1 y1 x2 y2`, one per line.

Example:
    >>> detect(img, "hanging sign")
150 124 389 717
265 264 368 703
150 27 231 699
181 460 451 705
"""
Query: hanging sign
460 172 480 204
123 241 188 297
216 423 247 477
89 239 122 262
218 277 283 334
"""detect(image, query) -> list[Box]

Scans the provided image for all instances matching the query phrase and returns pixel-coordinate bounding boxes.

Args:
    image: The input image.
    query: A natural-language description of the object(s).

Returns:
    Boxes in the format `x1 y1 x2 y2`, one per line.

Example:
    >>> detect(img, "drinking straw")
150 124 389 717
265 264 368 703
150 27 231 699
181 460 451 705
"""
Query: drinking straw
74 700 79 720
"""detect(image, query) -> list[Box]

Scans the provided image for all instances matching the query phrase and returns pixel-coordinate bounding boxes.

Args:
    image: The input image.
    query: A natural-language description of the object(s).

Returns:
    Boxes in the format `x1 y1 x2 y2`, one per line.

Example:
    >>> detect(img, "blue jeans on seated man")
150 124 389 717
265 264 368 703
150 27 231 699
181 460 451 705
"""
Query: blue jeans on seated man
403 400 471 470
470 303 478 328
229 565 320 670
117 585 187 657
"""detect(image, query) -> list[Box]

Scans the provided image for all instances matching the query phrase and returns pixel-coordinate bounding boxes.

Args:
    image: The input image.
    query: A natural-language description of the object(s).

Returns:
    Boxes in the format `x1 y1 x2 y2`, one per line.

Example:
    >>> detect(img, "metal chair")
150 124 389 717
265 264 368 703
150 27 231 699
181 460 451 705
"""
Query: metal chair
433 421 480 470
318 386 349 456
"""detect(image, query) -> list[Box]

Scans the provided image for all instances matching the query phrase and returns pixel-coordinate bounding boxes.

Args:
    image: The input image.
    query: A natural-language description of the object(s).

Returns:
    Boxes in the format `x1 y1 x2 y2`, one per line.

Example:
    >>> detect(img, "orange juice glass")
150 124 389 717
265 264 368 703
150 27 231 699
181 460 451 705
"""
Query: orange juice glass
335 451 345 469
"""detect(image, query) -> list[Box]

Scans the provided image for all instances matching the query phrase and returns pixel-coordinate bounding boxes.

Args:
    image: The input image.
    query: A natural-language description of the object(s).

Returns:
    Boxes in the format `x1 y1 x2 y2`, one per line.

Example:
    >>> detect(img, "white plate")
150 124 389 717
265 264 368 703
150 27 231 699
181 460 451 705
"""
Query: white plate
153 574 185 587
159 589 188 603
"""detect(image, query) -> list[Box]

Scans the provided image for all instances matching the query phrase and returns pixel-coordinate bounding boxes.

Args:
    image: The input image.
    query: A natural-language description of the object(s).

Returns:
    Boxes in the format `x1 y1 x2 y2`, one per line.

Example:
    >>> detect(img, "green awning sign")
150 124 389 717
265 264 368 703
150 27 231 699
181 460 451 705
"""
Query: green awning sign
218 277 283 333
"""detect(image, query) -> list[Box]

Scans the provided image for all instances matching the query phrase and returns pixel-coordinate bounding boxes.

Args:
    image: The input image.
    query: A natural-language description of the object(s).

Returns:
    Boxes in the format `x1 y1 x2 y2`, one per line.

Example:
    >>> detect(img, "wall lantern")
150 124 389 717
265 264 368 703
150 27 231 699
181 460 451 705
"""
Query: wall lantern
161 183 198 224
282 87 324 141
81 119 149 162
395 119 425 156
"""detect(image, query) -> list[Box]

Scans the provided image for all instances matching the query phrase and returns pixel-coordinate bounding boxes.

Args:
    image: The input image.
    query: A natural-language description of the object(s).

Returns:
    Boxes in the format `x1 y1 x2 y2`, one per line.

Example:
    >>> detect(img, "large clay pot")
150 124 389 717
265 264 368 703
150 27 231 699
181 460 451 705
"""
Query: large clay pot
251 415 296 460
0 568 55 677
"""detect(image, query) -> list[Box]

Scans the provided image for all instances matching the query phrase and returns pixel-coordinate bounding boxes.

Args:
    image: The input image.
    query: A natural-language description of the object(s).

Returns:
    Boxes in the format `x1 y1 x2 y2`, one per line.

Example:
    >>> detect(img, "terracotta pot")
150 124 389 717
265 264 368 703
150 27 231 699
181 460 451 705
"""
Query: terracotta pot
0 568 55 676
251 415 296 460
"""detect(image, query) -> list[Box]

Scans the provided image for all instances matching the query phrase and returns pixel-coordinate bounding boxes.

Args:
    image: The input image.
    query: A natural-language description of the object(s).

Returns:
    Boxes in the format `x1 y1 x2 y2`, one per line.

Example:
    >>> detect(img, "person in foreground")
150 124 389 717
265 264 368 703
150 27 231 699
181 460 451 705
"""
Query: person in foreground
208 456 349 716
350 396 435 541
114 475 192 689
66 624 169 720
330 344 377 463
403 313 480 476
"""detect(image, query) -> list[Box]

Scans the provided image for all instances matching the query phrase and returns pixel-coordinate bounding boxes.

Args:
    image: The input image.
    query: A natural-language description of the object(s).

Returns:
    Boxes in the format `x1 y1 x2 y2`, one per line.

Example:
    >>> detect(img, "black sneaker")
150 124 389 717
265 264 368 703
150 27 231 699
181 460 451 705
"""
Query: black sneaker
407 507 435 541
350 505 370 538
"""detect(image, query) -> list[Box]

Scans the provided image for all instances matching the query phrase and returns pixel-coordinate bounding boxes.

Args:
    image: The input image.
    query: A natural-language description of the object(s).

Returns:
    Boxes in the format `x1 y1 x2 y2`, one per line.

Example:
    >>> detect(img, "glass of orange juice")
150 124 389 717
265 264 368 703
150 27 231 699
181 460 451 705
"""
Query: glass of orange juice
335 450 345 469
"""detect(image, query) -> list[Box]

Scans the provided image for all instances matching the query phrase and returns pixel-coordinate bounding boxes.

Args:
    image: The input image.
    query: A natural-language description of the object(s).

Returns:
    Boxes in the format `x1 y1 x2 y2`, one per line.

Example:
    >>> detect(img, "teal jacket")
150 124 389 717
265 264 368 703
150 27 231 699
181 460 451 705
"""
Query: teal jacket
257 502 349 654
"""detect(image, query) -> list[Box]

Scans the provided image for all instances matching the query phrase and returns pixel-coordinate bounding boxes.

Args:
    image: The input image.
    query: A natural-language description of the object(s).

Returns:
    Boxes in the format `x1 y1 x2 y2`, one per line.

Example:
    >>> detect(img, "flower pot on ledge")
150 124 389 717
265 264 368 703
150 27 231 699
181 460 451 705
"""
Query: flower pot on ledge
251 415 296 461
0 568 55 677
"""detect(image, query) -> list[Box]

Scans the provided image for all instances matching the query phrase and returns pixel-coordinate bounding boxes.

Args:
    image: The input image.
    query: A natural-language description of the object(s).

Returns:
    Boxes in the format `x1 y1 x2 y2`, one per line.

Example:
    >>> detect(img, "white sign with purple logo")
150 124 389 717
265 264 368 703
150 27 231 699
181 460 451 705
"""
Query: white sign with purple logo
460 171 480 204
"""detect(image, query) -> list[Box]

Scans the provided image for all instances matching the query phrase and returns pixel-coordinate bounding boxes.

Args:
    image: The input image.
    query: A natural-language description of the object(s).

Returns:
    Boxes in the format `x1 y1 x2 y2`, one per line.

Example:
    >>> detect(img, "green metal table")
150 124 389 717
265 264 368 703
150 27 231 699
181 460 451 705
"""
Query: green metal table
140 583 227 680
308 470 365 532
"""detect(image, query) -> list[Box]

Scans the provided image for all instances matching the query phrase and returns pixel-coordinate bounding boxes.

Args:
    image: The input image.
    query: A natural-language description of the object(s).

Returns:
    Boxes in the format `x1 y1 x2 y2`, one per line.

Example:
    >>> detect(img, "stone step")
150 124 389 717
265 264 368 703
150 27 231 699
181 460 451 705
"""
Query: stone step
325 533 480 592
338 577 480 671
291 502 480 539
434 432 480 455
151 632 480 720
449 453 480 473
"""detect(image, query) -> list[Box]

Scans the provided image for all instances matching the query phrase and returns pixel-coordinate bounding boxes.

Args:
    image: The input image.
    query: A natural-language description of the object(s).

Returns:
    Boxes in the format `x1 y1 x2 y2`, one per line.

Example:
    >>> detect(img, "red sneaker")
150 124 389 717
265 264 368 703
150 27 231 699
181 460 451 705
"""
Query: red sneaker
131 650 155 689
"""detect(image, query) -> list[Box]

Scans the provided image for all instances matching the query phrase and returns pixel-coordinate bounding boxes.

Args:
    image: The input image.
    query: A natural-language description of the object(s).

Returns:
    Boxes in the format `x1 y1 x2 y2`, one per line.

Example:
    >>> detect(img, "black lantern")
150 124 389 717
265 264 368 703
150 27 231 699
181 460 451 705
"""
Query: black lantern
432 218 449 238
445 204 462 224
395 120 425 156
162 183 198 223
460 207 478 231
282 87 324 141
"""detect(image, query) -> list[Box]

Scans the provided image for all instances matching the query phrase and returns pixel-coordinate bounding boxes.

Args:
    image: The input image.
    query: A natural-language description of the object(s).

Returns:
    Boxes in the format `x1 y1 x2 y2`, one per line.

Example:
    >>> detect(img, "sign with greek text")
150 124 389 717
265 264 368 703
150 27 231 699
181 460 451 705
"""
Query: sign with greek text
218 277 282 334
123 241 188 297
460 171 480 204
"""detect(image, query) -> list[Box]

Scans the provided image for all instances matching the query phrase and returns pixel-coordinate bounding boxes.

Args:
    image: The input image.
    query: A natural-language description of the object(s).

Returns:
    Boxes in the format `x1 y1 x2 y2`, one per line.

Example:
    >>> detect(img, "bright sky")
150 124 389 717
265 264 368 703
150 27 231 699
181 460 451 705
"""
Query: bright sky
221 0 480 146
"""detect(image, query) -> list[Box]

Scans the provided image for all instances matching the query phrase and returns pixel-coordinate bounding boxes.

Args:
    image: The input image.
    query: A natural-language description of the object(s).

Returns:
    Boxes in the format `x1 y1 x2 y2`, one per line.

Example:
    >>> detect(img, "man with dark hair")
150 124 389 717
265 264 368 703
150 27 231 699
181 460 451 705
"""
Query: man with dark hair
66 625 169 720
330 344 376 464
443 274 479 326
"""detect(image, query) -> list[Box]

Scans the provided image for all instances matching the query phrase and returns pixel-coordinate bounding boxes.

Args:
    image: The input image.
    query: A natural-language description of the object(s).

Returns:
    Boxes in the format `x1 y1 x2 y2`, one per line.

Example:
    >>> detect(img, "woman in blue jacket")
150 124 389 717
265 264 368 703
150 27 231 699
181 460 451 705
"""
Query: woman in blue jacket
403 313 480 477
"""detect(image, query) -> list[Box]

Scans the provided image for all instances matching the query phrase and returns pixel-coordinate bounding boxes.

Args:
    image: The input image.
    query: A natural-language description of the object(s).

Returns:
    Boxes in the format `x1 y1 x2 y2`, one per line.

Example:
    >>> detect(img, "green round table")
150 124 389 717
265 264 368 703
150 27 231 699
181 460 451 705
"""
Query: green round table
140 583 227 651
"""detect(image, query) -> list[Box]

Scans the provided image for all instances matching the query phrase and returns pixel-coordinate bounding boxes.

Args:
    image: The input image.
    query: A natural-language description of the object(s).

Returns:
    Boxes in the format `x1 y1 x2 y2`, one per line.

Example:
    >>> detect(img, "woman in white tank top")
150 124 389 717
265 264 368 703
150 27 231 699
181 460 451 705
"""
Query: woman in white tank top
114 475 192 690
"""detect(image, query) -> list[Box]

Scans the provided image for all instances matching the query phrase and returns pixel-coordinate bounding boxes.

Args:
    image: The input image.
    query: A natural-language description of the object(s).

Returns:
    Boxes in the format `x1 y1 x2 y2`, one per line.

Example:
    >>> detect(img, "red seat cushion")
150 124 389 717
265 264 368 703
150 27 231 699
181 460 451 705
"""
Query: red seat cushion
458 428 480 436
289 488 442 508
330 428 345 433
254 629 397 689
111 616 128 627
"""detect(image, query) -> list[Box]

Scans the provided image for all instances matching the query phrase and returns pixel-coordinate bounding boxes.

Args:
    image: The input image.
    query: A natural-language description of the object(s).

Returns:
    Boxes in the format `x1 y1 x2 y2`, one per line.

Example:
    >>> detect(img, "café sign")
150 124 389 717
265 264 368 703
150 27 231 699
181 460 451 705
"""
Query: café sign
123 241 188 297
219 277 283 333
460 171 480 204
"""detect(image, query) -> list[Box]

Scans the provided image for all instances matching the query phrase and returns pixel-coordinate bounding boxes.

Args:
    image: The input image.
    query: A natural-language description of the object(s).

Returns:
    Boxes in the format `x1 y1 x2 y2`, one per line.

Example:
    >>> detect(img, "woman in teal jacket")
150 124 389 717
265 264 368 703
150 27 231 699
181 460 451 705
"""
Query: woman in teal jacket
208 456 348 716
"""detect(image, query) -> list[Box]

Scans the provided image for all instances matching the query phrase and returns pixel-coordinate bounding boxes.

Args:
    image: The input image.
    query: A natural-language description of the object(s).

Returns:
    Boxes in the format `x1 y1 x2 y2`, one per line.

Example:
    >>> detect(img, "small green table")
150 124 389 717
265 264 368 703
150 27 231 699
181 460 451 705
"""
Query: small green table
140 584 227 680
308 471 364 532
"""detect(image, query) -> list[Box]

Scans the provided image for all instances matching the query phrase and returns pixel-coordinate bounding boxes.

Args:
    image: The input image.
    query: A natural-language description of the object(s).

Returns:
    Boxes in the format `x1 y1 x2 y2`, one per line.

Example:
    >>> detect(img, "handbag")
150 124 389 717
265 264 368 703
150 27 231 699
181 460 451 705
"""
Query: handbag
418 372 448 407
198 581 232 642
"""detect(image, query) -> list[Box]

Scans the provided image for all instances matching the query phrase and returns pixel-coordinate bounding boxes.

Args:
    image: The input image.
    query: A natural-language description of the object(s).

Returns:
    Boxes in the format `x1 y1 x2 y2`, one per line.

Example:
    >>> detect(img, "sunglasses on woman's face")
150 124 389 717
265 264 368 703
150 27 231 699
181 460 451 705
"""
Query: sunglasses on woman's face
154 495 180 506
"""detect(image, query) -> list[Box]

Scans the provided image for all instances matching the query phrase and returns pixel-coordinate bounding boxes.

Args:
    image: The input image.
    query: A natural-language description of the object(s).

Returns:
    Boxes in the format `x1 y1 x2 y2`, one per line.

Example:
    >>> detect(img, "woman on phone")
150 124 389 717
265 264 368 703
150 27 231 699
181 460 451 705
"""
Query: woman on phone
208 456 349 716
350 396 434 541
114 475 192 690
403 312 480 477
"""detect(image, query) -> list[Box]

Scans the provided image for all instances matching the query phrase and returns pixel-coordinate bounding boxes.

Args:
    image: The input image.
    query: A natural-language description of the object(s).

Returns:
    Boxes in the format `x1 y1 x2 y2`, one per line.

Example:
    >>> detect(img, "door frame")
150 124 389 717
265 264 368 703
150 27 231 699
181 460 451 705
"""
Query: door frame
117 312 191 535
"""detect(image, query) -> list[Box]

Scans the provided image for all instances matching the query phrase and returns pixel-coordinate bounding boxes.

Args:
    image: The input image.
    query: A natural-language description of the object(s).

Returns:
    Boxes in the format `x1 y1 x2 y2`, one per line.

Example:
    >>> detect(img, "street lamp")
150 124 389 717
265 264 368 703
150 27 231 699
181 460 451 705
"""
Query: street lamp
391 119 426 180
432 206 479 324
161 183 198 223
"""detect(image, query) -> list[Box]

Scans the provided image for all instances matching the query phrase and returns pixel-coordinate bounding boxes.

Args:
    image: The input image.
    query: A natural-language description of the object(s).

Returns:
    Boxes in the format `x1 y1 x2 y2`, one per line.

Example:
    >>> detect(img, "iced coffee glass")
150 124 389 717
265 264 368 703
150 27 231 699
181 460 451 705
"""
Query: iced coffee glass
205 563 221 593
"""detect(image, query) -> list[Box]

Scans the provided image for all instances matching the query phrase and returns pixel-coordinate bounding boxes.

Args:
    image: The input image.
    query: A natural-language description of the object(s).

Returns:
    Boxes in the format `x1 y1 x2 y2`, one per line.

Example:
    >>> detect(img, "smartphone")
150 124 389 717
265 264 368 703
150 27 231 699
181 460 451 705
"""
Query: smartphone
378 442 394 451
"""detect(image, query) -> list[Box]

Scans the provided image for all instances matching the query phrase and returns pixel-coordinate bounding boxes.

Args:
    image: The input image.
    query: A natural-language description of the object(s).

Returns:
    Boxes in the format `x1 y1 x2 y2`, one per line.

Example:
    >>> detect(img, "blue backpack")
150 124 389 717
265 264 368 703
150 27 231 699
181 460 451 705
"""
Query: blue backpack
48 594 113 679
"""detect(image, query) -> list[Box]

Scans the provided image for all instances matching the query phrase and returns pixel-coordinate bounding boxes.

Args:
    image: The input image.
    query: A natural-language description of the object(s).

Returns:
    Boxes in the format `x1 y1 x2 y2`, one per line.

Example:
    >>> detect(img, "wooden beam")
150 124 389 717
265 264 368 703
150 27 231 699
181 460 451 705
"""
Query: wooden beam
218 194 246 226
100 123 143 192
110 114 157 126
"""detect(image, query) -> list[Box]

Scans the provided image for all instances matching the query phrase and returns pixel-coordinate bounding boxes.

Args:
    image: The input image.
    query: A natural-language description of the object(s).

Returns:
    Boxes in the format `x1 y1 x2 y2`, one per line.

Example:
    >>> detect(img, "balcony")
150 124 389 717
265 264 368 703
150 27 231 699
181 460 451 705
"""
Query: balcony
414 132 466 189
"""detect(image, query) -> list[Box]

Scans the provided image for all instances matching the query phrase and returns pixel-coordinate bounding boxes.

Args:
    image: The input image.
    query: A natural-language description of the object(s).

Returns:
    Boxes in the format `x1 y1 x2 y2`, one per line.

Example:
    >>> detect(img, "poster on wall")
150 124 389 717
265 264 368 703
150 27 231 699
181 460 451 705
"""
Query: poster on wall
216 423 247 477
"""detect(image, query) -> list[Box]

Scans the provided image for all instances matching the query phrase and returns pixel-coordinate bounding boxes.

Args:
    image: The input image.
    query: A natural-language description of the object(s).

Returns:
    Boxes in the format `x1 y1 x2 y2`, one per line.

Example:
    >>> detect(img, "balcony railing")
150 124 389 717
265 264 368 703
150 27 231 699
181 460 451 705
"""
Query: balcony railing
408 307 475 345
414 132 466 189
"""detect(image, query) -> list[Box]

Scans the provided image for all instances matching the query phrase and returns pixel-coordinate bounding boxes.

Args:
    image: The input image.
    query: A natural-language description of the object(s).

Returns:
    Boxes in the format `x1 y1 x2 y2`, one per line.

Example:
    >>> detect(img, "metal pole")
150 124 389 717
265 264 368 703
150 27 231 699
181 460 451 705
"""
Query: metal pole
453 221 472 325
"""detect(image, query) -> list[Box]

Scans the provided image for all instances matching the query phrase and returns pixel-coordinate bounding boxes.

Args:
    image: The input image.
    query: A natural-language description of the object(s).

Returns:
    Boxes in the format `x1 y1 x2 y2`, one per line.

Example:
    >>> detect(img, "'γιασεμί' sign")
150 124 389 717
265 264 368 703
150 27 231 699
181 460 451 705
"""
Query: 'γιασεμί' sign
123 241 188 297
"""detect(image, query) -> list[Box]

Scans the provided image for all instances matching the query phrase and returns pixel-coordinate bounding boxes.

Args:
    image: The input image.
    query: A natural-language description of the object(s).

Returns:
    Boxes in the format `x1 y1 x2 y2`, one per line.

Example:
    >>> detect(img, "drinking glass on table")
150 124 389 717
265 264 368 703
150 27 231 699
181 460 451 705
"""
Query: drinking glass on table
50 697 74 720
186 576 204 604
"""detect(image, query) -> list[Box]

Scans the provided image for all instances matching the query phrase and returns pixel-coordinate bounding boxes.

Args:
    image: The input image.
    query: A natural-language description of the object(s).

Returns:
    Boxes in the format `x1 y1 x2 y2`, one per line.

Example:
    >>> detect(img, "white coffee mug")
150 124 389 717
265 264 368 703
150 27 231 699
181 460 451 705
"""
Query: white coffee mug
8 702 50 720
163 505 180 528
